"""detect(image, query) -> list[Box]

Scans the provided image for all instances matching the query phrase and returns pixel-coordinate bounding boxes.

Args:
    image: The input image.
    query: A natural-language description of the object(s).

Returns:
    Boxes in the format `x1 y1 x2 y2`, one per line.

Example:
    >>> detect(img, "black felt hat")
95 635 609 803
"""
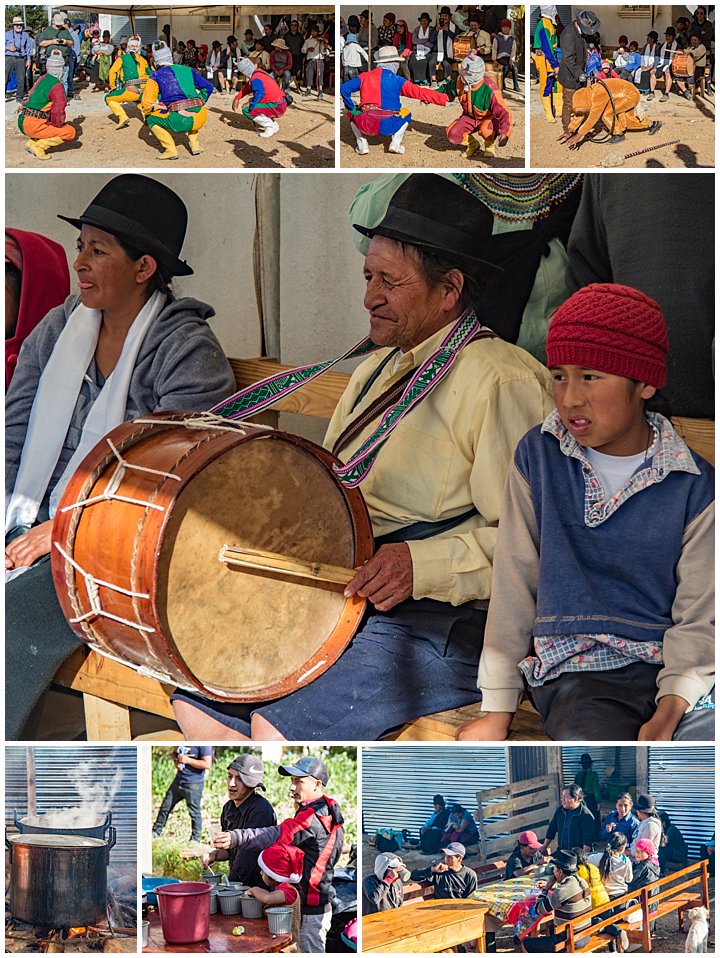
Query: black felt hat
58 174 193 277
353 174 502 280
551 849 578 874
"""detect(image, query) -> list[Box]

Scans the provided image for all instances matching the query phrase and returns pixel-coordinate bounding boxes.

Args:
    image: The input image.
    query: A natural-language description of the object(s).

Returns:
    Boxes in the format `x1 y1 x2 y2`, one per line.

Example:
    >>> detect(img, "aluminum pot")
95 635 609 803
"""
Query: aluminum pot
14 809 116 858
6 834 108 928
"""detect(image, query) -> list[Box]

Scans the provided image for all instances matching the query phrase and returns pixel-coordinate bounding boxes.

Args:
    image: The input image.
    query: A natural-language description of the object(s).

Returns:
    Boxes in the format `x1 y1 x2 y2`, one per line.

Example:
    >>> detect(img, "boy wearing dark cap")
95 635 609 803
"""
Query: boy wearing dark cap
462 284 714 743
213 755 344 953
202 754 276 886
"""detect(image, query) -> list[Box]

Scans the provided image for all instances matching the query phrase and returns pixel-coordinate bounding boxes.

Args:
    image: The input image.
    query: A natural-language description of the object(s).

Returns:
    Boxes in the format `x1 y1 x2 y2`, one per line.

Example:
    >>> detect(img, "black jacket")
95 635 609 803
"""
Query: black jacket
558 23 587 89
545 803 596 851
220 793 277 886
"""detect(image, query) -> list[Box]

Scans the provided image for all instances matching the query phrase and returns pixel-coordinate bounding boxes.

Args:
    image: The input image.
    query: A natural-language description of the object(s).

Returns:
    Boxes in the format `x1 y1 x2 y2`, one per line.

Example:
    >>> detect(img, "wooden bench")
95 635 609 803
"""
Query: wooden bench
530 859 710 952
49 358 712 740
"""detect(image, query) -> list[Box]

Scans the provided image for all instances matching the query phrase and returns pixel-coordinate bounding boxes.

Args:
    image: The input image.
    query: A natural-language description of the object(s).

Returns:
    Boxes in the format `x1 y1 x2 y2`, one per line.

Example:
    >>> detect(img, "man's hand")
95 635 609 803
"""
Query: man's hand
5 520 53 570
638 695 688 741
344 543 413 612
201 852 216 868
432 863 449 873
213 831 233 850
566 132 584 151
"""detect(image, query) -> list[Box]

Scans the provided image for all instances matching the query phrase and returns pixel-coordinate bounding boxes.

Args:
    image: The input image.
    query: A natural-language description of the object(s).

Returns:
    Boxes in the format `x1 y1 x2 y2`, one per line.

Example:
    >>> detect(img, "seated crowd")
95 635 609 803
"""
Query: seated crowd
363 785 708 952
340 5 519 91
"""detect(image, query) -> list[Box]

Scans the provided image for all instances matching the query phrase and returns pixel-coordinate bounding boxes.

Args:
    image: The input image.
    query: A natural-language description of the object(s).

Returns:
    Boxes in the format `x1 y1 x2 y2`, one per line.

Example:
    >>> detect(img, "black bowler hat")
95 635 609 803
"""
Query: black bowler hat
576 9 601 35
419 11 432 21
551 849 578 874
353 174 502 281
58 174 193 277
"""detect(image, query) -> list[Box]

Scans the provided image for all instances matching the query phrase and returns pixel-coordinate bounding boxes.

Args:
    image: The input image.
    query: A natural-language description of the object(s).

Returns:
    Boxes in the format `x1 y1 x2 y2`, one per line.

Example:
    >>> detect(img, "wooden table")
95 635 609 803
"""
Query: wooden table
363 899 490 953
143 910 291 953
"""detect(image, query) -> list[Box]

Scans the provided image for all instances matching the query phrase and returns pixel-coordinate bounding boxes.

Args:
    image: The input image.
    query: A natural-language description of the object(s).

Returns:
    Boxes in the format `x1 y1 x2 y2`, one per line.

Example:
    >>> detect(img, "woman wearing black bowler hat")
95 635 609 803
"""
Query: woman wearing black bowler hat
5 173 235 740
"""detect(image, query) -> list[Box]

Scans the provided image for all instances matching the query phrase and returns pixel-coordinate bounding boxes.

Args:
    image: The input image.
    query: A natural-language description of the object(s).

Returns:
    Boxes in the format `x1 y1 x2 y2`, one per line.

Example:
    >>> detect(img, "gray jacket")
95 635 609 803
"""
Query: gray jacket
6 293 235 513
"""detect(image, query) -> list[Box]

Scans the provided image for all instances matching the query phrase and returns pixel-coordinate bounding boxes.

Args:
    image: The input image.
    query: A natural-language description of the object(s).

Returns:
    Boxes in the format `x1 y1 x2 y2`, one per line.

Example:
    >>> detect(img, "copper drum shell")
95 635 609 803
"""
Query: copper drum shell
51 413 374 702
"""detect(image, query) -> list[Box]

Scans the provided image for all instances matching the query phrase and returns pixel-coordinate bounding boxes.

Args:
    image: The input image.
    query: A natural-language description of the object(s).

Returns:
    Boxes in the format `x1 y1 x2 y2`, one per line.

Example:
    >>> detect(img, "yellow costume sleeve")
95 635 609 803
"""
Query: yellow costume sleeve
140 77 160 116
108 57 123 86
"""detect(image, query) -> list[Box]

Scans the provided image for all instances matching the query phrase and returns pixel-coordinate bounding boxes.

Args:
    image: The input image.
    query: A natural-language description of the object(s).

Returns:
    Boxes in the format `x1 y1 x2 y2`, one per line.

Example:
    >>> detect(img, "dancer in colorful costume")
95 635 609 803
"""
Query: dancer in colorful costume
533 4 562 123
438 53 511 159
560 78 661 150
105 34 150 128
341 45 448 156
17 48 76 160
233 57 287 139
140 41 214 160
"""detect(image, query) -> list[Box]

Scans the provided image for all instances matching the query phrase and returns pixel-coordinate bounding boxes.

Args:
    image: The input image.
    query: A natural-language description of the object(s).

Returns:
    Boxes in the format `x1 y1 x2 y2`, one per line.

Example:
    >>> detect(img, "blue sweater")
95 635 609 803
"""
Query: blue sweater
516 423 714 643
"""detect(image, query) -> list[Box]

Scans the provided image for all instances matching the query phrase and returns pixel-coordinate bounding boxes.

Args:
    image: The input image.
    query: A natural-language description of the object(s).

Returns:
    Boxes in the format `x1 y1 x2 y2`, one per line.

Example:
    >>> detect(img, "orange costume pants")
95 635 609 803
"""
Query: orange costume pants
21 114 76 142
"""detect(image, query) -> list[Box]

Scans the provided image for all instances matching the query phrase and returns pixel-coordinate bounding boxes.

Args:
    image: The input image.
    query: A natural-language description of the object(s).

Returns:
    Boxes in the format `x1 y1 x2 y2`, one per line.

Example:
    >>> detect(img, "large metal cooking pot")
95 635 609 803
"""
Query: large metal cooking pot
13 809 116 861
6 834 108 928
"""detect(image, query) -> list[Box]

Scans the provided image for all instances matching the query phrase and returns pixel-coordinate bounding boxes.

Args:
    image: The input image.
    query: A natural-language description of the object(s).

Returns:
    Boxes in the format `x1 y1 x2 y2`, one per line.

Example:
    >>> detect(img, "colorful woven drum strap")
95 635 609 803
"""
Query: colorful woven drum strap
210 309 481 487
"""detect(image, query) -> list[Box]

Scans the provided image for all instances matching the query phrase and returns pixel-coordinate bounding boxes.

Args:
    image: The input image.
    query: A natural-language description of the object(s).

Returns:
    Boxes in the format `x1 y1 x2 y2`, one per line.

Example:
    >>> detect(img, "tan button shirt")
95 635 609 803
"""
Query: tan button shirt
324 321 553 606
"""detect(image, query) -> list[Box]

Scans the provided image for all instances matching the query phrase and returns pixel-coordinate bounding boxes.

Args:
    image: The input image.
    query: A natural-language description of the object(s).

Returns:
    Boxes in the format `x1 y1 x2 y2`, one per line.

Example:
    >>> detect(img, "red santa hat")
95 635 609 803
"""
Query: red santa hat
258 841 304 885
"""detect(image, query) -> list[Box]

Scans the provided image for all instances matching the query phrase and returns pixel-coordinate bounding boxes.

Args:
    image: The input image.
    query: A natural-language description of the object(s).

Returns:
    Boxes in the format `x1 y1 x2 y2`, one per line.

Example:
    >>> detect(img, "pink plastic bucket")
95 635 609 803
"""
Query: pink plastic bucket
156 881 211 944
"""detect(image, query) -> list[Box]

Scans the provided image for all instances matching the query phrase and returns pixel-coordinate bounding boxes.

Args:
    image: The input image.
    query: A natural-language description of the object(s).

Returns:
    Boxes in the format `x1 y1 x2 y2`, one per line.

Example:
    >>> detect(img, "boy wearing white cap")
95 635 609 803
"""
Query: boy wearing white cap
362 853 410 913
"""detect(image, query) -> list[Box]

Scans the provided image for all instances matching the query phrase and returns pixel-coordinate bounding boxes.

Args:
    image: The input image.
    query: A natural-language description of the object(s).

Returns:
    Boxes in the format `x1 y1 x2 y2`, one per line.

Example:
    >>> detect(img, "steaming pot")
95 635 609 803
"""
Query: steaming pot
14 809 116 856
6 834 108 928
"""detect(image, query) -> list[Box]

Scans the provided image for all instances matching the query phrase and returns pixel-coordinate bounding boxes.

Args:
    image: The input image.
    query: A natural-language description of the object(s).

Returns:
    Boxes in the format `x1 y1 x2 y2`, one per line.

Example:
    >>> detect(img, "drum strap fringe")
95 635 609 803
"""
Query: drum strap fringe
210 309 489 487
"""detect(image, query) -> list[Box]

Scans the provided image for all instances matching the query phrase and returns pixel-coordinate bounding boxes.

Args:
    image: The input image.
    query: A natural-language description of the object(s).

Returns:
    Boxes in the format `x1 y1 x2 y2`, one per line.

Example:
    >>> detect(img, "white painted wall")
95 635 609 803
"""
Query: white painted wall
565 5 695 45
6 172 260 358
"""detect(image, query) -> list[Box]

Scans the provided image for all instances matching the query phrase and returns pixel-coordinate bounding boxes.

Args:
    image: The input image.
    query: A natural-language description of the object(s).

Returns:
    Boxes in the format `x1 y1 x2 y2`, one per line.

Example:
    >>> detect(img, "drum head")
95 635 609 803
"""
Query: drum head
156 434 363 698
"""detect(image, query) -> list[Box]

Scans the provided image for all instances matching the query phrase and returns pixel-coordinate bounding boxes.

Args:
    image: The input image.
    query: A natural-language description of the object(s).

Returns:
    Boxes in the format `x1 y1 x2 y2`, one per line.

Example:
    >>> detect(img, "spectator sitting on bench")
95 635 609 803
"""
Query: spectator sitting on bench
419 794 451 854
658 812 689 875
588 831 633 904
442 803 479 847
461 284 714 743
410 841 479 899
505 830 545 879
362 852 410 914
629 838 660 893
521 849 592 953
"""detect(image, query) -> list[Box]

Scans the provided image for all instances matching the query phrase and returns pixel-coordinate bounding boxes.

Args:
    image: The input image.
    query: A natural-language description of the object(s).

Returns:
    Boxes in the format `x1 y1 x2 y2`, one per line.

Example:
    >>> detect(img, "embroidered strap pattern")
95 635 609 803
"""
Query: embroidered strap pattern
211 310 487 487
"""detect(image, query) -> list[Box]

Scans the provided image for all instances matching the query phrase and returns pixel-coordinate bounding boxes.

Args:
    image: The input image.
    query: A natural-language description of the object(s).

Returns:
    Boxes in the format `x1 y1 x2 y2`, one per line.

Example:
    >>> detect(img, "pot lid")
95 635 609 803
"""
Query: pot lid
7 834 107 848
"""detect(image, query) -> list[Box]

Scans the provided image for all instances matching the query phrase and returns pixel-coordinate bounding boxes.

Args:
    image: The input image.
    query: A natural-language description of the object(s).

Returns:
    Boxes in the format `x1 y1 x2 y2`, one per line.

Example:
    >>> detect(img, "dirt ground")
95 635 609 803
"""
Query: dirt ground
340 81 526 168
529 81 715 169
361 836 715 953
5 79 335 169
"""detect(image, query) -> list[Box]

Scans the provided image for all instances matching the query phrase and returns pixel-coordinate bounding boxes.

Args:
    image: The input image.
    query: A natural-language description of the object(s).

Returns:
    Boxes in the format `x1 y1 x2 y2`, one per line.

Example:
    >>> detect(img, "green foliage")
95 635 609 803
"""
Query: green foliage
151 747 357 877
5 6 50 34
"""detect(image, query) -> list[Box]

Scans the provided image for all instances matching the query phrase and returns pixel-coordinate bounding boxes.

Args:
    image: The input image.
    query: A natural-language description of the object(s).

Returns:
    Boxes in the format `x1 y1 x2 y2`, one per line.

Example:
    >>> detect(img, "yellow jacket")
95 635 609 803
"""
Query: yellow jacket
577 862 611 909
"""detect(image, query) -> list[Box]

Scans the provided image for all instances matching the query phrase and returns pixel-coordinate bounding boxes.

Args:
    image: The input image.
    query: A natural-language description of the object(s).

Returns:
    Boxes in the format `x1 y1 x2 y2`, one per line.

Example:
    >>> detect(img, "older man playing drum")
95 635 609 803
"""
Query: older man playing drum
172 174 553 741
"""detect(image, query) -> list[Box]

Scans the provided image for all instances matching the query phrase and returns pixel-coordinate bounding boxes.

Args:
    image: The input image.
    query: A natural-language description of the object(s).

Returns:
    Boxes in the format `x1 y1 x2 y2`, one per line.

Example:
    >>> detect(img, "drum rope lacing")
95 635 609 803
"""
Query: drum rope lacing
53 542 155 634
59 437 182 513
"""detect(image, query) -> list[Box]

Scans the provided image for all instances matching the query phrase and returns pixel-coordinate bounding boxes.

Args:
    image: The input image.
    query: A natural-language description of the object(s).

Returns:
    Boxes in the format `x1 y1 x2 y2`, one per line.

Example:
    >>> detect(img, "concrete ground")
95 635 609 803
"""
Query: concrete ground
340 80 526 168
361 835 714 952
529 80 714 168
5 78 335 169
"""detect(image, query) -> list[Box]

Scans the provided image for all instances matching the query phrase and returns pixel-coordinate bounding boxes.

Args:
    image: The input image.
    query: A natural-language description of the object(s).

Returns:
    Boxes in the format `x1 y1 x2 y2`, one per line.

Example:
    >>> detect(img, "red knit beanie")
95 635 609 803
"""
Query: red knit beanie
546 283 668 388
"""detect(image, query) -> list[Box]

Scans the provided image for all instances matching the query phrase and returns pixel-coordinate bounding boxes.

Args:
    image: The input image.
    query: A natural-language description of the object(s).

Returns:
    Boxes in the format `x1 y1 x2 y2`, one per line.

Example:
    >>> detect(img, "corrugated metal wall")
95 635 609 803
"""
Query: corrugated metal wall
648 746 715 861
362 746 508 834
562 747 637 792
510 746 550 782
5 747 137 868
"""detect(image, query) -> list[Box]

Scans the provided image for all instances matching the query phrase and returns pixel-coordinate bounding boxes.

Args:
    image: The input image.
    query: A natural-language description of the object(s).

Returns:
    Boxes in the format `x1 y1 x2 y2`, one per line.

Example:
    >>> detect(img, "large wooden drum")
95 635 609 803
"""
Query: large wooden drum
671 51 695 78
51 413 374 702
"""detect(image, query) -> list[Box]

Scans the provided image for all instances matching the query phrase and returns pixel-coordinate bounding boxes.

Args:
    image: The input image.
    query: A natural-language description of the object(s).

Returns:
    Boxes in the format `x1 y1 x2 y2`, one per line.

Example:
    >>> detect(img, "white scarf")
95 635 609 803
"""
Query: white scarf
6 291 166 539
416 24 431 59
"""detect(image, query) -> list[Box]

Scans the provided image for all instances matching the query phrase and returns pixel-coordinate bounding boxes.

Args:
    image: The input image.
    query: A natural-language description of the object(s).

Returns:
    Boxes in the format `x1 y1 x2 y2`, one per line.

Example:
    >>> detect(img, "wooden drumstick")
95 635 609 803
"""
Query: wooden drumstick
219 544 357 587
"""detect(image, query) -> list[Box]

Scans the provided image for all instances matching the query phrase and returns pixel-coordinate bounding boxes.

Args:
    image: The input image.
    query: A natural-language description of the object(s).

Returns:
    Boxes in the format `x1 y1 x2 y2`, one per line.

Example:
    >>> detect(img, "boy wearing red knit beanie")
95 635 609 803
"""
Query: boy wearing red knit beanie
459 283 714 742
